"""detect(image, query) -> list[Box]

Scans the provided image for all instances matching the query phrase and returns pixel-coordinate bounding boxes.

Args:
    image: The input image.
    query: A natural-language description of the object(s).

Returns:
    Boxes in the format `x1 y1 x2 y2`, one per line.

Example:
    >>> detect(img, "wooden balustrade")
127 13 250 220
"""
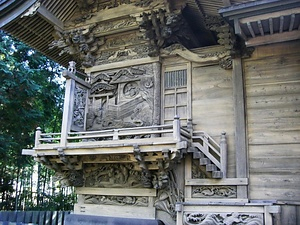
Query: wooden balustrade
34 117 191 149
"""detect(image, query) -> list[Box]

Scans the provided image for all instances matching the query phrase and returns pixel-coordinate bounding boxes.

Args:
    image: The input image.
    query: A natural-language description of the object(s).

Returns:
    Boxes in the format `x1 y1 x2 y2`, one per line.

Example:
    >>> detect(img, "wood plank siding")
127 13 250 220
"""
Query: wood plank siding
244 40 300 201
191 64 236 177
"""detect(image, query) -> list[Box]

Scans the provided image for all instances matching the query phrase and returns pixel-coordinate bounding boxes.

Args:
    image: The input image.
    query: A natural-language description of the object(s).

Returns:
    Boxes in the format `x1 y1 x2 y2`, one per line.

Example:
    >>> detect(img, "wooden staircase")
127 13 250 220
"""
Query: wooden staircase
189 131 227 179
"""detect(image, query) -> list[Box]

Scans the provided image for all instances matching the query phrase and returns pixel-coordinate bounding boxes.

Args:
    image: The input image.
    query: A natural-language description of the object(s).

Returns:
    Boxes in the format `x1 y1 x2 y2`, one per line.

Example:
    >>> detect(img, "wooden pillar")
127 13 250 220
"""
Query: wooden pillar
232 57 248 199
60 76 75 147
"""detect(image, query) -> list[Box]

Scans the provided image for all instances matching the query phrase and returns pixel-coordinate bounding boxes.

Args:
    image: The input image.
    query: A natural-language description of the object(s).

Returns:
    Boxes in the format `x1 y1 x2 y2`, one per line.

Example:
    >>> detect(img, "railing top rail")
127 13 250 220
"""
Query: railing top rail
68 124 173 135
192 130 220 148
40 132 61 136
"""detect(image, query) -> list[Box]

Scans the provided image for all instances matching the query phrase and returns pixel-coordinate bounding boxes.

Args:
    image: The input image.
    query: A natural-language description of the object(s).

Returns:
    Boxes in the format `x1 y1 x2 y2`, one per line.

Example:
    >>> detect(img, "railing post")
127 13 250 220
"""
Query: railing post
187 118 193 138
113 129 119 140
35 127 42 148
173 115 181 142
220 131 227 178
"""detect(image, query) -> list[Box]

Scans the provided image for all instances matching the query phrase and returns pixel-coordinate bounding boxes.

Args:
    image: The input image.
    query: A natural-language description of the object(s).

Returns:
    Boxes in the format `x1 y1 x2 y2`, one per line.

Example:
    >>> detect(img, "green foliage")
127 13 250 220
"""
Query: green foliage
0 31 74 211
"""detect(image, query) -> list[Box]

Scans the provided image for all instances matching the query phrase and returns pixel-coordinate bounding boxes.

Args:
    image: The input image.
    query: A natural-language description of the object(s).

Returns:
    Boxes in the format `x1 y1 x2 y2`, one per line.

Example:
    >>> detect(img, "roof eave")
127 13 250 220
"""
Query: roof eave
0 0 38 28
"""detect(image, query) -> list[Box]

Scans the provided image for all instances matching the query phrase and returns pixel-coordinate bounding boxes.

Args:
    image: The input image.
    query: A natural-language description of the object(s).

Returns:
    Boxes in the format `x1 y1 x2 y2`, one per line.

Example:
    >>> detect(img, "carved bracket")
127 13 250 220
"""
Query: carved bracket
204 15 254 67
50 25 105 67
139 9 196 57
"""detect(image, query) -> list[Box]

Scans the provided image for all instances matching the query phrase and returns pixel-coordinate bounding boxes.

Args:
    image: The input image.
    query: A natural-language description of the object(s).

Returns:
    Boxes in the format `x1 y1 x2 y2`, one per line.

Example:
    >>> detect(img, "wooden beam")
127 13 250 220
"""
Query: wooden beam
37 5 64 30
246 30 300 46
246 22 256 38
234 18 247 40
269 18 274 34
289 14 295 31
76 187 156 196
239 7 300 24
279 15 284 33
232 58 248 199
257 20 264 36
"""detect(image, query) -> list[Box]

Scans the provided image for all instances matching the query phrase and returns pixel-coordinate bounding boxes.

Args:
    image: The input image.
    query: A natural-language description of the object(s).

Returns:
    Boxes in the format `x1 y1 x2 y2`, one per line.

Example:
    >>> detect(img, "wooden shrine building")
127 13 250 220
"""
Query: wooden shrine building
1 0 300 224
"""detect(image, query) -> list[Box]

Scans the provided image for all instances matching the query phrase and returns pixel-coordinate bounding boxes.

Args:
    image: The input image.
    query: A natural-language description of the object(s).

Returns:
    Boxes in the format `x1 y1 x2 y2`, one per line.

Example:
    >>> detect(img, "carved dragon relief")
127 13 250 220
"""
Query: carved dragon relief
84 195 149 206
192 186 237 198
184 212 263 225
86 65 156 130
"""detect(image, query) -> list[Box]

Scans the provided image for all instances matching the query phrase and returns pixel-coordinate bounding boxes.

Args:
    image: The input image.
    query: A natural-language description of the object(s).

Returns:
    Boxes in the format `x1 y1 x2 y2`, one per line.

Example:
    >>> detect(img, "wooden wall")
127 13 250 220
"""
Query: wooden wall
244 40 300 201
191 63 236 177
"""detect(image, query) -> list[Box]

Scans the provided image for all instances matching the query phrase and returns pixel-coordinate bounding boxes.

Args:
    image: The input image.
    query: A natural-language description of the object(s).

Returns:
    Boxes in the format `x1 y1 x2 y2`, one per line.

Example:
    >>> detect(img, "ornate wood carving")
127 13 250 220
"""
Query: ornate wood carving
84 195 149 206
154 171 183 220
86 64 157 130
84 164 144 188
72 83 88 131
184 213 263 225
192 186 237 198
161 43 230 67
139 9 196 57
204 15 254 69
50 25 104 67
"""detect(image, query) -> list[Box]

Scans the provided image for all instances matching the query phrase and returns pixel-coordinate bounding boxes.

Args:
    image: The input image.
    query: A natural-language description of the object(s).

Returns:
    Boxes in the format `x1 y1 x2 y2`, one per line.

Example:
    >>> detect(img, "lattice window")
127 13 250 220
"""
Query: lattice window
164 69 187 88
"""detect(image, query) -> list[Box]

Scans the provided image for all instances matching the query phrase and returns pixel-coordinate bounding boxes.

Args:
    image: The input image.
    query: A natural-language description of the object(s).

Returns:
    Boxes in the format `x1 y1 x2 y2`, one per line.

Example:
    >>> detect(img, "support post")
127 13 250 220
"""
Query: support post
113 129 119 140
233 57 248 199
173 115 181 142
220 131 227 178
60 71 76 147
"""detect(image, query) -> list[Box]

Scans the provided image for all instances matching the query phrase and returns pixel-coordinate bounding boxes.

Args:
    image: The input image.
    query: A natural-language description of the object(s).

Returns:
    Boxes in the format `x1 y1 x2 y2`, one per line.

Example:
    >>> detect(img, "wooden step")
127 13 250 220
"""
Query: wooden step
212 171 223 178
193 151 201 159
187 146 196 153
206 164 217 172
199 158 210 165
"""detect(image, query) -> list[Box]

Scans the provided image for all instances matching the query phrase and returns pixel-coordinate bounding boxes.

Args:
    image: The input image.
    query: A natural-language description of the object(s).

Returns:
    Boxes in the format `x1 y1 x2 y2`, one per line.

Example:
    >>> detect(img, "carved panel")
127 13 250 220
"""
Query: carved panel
184 212 263 225
84 164 144 188
84 195 148 206
94 18 138 35
72 83 88 131
87 64 159 130
192 186 237 198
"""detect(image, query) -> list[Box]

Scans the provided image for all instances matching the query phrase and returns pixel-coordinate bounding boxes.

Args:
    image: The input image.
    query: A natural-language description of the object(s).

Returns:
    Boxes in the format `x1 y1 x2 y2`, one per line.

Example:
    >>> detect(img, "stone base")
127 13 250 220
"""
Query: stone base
64 214 164 225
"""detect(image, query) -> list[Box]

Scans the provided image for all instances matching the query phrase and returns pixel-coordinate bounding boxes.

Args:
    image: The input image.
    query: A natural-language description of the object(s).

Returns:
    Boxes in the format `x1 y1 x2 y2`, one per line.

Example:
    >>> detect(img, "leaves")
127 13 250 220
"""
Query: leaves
0 31 73 210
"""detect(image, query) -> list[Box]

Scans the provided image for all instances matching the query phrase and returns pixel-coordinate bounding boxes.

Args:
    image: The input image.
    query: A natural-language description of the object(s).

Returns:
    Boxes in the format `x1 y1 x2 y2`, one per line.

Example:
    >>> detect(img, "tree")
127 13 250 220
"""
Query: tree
0 31 75 211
